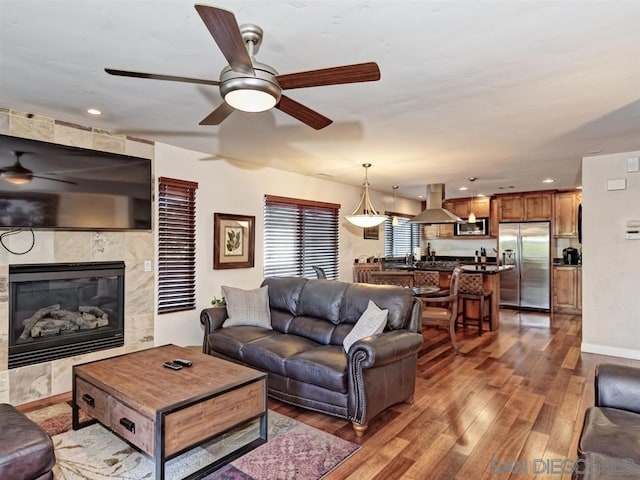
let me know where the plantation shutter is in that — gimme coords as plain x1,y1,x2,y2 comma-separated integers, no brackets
157,177,197,314
384,212,420,257
264,195,340,280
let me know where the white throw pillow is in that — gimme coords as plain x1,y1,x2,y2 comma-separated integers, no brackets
221,285,272,329
343,300,388,353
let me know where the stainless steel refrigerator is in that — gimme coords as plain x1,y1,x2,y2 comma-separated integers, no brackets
498,222,550,310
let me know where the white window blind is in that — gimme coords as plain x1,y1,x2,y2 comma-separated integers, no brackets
264,195,340,280
384,212,420,257
157,177,197,314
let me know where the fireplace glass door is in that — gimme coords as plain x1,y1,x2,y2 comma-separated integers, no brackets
8,261,125,368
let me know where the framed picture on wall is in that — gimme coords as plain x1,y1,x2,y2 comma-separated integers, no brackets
363,226,379,240
213,213,255,269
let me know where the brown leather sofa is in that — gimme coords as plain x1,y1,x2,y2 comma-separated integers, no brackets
0,403,55,480
575,363,640,479
200,277,423,436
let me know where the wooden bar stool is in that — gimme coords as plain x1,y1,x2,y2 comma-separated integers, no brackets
413,270,440,288
352,263,381,283
457,273,492,336
368,271,414,288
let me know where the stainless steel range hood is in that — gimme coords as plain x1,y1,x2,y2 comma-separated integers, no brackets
409,184,463,224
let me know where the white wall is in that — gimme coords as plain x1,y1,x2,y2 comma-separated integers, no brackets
582,150,640,359
153,142,421,346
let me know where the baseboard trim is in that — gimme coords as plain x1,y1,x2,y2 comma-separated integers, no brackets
581,343,640,360
16,391,72,413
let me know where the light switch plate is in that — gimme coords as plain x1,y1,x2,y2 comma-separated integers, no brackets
144,260,152,272
628,156,640,173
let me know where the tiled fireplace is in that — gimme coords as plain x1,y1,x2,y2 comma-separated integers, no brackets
8,262,125,369
0,106,155,405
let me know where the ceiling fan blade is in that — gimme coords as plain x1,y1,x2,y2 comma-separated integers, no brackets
194,5,254,76
275,62,380,90
32,175,77,185
199,103,235,125
276,95,332,130
105,68,219,86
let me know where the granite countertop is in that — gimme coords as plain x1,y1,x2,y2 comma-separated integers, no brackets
384,262,514,274
459,264,514,274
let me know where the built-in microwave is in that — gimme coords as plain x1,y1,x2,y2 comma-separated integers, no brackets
454,217,489,236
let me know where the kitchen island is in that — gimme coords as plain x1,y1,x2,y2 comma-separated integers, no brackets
459,264,514,331
381,261,514,331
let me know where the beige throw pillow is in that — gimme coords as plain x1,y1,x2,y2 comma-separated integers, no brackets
343,300,388,353
221,285,272,329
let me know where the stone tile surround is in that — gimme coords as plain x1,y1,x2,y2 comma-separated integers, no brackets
0,107,155,404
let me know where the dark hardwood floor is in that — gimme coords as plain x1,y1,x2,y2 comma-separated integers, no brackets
269,309,640,480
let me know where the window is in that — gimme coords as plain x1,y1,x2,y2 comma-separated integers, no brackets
384,212,420,257
264,195,340,279
157,177,198,314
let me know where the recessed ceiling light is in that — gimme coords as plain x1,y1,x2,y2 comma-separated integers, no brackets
87,108,102,116
418,195,424,198
587,150,601,155
458,186,468,191
542,178,555,184
576,185,583,190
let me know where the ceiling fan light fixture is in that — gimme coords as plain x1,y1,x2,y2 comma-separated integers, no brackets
224,88,277,112
220,63,282,113
345,163,387,228
2,172,32,185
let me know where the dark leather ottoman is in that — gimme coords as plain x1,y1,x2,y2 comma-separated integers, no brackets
0,403,55,480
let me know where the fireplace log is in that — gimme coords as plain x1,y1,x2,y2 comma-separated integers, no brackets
79,305,108,319
31,319,80,337
20,304,61,340
79,312,109,329
48,310,83,322
28,309,110,337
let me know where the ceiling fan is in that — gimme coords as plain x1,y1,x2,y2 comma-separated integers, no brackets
105,4,381,130
1,151,76,185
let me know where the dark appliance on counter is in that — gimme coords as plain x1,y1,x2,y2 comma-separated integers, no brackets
563,247,580,265
454,217,488,236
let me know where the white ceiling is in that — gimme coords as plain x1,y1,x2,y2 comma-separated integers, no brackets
2,1,639,199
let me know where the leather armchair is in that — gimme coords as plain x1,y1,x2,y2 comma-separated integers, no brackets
0,403,55,480
575,363,640,479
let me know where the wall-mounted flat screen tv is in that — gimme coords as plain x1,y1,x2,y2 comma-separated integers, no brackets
0,134,152,230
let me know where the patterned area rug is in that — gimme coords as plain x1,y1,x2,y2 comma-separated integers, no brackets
27,403,358,480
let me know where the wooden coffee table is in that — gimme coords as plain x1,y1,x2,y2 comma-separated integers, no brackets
72,344,267,480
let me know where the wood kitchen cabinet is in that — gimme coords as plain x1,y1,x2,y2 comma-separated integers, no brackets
495,192,552,222
471,196,491,218
490,197,499,237
496,195,524,222
554,190,582,237
443,199,470,219
553,266,582,314
524,192,552,220
423,223,454,239
444,197,490,219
